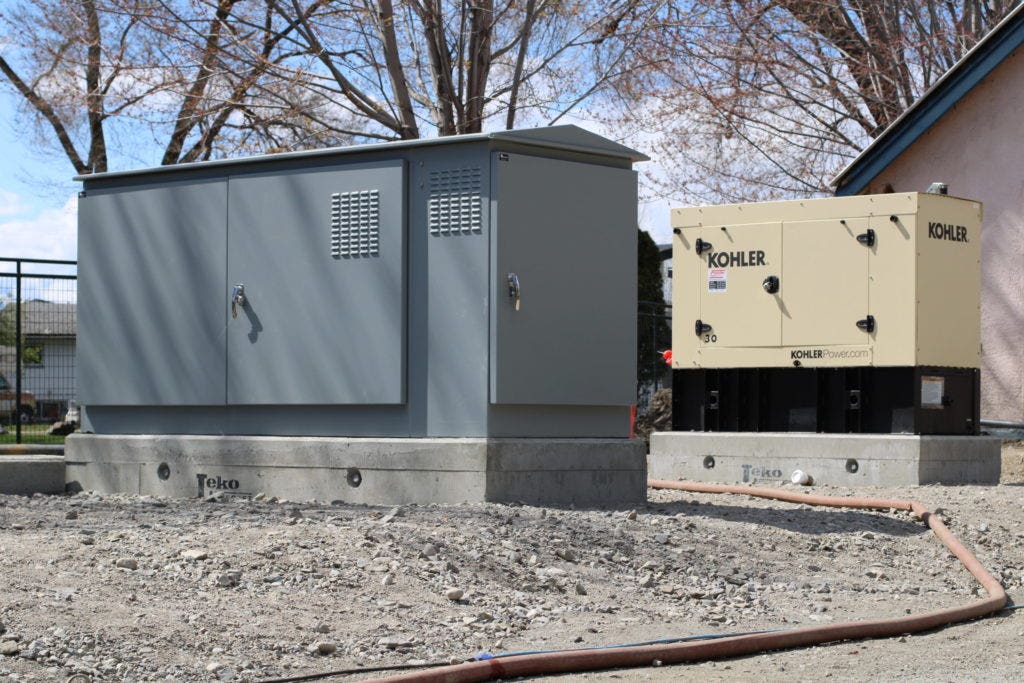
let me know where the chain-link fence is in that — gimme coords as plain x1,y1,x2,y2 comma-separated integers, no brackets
0,257,77,444
637,300,671,414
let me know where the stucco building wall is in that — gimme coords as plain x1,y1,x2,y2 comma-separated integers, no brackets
858,47,1024,422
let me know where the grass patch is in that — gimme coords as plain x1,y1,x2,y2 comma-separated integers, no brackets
0,422,67,445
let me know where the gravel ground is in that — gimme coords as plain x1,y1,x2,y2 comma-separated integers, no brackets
1,456,1023,682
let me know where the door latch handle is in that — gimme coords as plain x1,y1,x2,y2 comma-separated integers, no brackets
231,284,246,319
695,238,713,255
856,229,876,247
695,319,712,336
856,315,875,333
507,273,521,311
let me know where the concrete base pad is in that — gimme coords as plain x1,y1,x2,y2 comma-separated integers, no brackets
65,435,647,506
649,432,1001,486
0,455,67,495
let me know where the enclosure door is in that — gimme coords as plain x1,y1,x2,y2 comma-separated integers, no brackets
696,223,782,348
226,161,406,405
78,180,228,405
781,218,870,347
489,153,637,405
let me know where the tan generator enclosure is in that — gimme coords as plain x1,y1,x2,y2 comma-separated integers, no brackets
670,192,982,435
672,192,981,368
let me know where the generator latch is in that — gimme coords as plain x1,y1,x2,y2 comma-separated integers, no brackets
855,315,876,333
762,275,780,294
695,238,713,255
695,319,712,336
856,229,876,247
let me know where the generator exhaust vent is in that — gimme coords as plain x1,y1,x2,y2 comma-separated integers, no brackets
331,190,380,258
428,167,482,236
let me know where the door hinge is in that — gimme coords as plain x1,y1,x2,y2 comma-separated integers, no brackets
855,315,875,333
856,229,876,247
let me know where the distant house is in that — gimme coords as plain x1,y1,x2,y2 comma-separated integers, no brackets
832,4,1024,421
0,301,76,420
658,243,672,304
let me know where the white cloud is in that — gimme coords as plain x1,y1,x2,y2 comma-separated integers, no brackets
0,191,78,264
0,188,31,217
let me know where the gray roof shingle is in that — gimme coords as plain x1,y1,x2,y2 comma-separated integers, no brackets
0,301,77,336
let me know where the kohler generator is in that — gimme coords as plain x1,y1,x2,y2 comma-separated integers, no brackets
671,192,982,435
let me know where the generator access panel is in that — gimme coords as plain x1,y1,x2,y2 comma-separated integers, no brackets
671,192,982,435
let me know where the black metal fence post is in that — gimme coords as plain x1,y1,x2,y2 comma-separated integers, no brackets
14,260,21,444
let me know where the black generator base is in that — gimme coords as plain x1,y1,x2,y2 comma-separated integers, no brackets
672,367,980,435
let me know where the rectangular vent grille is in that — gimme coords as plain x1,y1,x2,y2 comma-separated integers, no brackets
428,167,482,236
331,190,380,258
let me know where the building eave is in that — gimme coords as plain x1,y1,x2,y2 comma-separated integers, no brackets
832,2,1024,196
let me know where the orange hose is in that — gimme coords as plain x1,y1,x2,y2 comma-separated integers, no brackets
366,480,1006,683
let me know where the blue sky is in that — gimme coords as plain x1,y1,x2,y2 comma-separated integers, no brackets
0,92,80,264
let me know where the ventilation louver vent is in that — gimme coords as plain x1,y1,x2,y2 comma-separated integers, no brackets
428,167,482,236
331,190,380,258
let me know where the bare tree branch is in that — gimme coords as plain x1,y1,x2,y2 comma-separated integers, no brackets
0,55,89,174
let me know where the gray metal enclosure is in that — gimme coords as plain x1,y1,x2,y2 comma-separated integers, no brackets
77,126,645,438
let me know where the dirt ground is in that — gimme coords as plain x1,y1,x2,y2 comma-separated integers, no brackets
1,447,1023,682
1000,441,1024,481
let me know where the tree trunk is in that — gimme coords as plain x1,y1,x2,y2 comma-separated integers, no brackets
83,0,108,173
